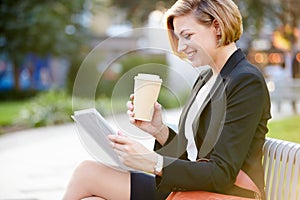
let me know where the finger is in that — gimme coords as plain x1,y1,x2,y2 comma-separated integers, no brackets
130,94,134,101
127,109,134,117
126,101,134,111
128,116,135,124
117,130,127,137
108,134,118,143
154,102,162,110
153,102,162,118
109,141,114,148
112,142,131,155
108,134,130,144
113,147,126,158
112,142,123,151
109,140,122,151
129,117,136,124
127,110,136,124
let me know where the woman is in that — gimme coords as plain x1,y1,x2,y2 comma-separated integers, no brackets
63,0,271,199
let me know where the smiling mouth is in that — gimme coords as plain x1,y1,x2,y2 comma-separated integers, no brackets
187,51,196,59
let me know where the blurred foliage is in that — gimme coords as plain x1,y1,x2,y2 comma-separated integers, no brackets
0,0,91,90
261,0,300,51
234,0,265,36
236,0,300,51
16,90,74,127
14,90,125,128
96,53,167,98
109,0,175,26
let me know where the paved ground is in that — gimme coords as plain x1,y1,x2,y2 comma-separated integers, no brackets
0,101,299,200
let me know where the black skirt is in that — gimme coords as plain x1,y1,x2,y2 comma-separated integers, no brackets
130,172,170,200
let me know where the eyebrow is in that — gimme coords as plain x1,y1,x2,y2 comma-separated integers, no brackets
175,29,190,37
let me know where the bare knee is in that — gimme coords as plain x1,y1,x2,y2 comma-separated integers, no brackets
66,161,105,195
65,160,130,200
73,160,106,181
76,160,100,172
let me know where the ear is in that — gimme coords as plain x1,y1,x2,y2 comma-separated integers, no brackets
213,19,221,36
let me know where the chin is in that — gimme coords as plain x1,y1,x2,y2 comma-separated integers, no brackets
190,60,203,68
194,65,208,69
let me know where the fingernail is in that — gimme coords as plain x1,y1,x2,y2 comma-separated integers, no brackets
107,134,115,139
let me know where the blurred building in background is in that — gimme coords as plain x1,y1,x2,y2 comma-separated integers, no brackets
0,54,70,91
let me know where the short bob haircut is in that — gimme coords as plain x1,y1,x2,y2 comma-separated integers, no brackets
165,0,243,58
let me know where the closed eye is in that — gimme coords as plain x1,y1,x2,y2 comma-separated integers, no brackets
183,33,193,40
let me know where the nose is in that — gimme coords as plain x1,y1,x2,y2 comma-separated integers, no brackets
177,39,187,53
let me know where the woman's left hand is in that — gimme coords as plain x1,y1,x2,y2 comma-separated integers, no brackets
108,131,158,173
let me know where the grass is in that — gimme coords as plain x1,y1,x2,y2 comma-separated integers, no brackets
267,115,300,144
0,101,26,126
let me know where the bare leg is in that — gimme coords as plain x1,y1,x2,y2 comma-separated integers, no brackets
63,160,130,200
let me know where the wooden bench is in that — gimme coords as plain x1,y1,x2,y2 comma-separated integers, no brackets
166,123,300,199
263,137,300,200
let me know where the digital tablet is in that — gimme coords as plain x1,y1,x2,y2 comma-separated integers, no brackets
72,108,133,171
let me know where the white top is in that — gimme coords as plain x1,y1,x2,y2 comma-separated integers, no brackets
185,73,217,161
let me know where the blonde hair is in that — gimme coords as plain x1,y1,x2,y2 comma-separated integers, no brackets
165,0,243,57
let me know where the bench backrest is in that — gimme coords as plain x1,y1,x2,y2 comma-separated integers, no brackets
263,137,300,200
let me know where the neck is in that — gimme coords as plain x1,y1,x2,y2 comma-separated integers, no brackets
210,43,237,74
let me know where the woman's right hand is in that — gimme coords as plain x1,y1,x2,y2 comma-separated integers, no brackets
126,94,167,138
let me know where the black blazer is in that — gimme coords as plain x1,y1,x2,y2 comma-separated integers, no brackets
154,49,271,199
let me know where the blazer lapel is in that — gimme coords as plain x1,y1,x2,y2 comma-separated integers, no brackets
192,75,227,157
192,74,224,134
176,69,213,157
178,69,213,132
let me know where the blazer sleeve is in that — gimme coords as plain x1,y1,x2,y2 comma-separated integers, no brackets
154,126,179,158
155,67,270,193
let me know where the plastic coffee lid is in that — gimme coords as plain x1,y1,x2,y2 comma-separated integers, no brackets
134,73,162,82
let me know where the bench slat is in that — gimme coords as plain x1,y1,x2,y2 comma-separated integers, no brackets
263,138,300,200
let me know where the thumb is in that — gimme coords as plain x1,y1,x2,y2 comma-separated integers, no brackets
153,102,162,117
117,130,127,137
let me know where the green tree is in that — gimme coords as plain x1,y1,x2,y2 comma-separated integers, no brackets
0,0,90,91
234,0,265,36
109,0,175,26
264,0,300,52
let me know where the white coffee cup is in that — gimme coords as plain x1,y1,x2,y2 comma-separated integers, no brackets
133,73,162,121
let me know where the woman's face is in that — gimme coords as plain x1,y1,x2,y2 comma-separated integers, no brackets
173,13,218,67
